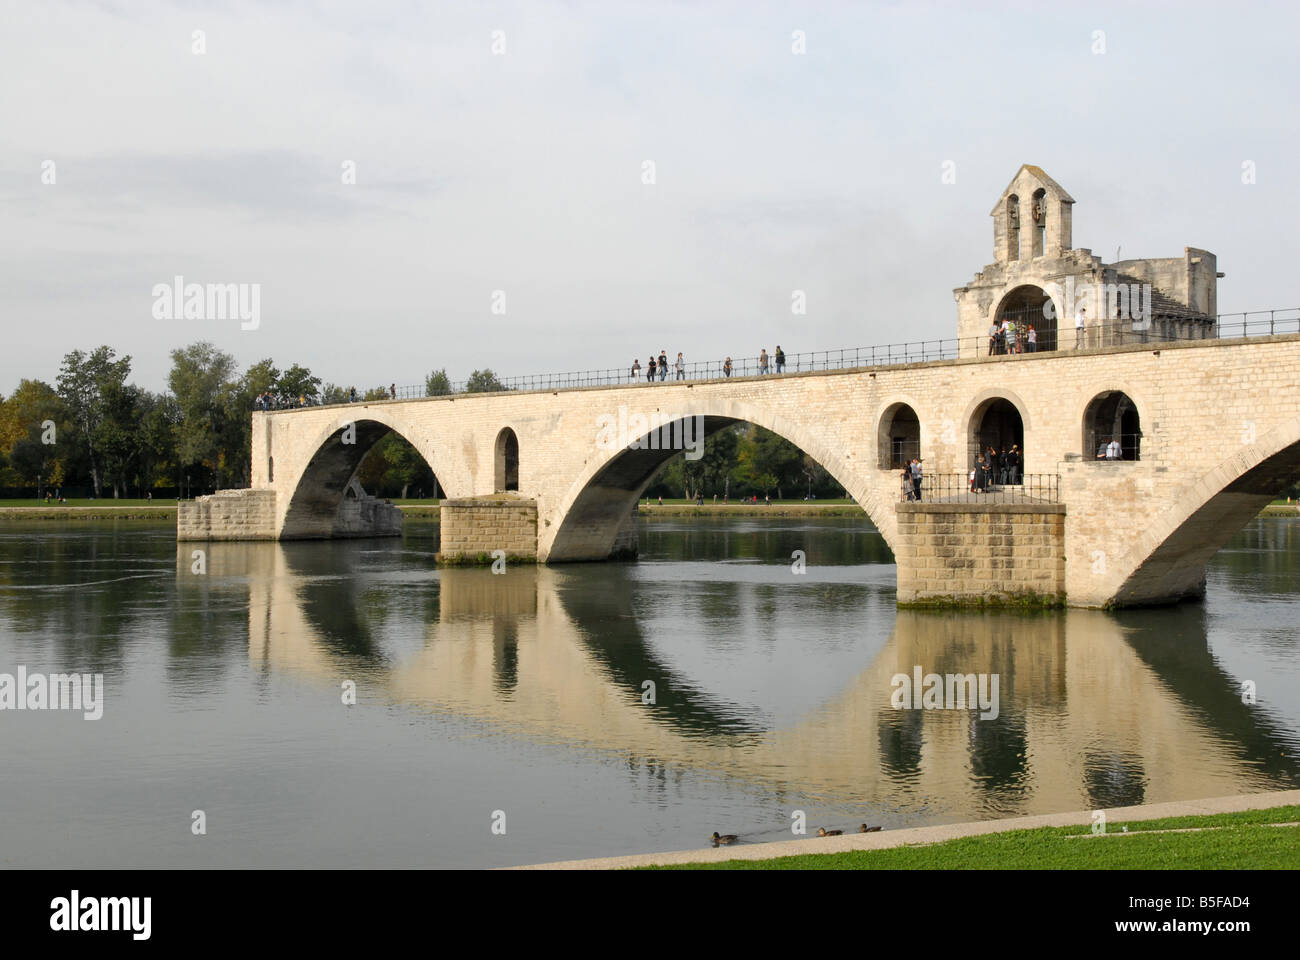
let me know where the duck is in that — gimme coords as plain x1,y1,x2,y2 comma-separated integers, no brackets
710,832,739,845
859,824,882,833
817,827,843,837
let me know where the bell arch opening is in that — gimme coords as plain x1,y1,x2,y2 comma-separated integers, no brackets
1084,391,1142,461
994,284,1056,353
878,403,921,469
495,428,519,492
969,397,1025,481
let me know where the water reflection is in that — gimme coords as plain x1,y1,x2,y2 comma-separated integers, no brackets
181,531,1300,826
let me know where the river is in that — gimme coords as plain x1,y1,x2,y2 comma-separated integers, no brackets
0,516,1297,868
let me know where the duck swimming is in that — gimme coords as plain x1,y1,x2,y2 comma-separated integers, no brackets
710,832,738,845
817,827,842,837
859,824,882,833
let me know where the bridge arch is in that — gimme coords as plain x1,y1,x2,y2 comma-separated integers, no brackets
1105,412,1300,607
542,397,892,562
277,408,455,539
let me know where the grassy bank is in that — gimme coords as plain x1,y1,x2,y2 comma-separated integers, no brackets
648,804,1300,870
0,498,178,520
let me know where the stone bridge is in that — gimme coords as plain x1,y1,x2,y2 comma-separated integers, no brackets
178,333,1300,608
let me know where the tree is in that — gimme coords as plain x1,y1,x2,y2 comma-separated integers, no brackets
277,364,321,406
425,369,453,396
168,342,238,490
320,383,349,405
465,369,505,393
56,346,132,497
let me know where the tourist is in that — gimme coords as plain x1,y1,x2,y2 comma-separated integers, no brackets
1075,306,1087,349
390,383,396,400
1106,437,1122,460
657,495,663,506
723,357,732,378
675,352,685,380
759,349,770,374
349,386,357,403
775,345,786,373
1005,318,1017,354
1008,445,1021,485
1096,440,1108,459
1026,324,1037,353
658,350,668,381
631,358,641,380
910,458,923,501
988,320,999,356
969,466,977,493
996,322,1007,355
298,394,306,408
974,455,988,492
647,356,656,382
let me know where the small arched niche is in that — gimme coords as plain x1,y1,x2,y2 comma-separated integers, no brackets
878,402,921,469
495,427,519,492
1084,392,1141,461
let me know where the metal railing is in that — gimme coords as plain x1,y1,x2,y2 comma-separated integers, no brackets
900,473,1060,504
273,307,1300,408
1084,433,1143,461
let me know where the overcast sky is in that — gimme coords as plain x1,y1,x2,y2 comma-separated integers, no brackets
2,0,1297,395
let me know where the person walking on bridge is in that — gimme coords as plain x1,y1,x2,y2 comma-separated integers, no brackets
759,349,770,374
675,352,685,380
646,356,656,382
775,345,786,373
658,350,668,381
910,458,923,501
723,357,732,378
631,358,641,381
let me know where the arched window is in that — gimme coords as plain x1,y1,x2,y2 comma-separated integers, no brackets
1084,392,1141,461
878,402,921,469
994,285,1056,353
969,398,1025,483
495,427,519,492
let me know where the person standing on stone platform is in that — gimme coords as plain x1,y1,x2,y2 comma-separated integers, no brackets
988,320,999,356
658,350,668,381
1026,324,1037,353
759,348,770,374
631,358,641,381
675,352,685,380
723,357,733,378
775,345,786,373
647,356,656,382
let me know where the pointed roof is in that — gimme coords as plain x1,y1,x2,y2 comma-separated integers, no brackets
989,165,1075,215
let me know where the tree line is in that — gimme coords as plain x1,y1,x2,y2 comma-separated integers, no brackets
0,344,504,499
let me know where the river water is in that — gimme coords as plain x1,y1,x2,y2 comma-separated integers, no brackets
0,516,1297,868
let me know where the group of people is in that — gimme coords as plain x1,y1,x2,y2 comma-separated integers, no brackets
969,444,1022,492
631,346,787,382
254,392,309,411
1096,438,1123,460
987,319,1038,355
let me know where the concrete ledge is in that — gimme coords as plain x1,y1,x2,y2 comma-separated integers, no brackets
506,789,1300,870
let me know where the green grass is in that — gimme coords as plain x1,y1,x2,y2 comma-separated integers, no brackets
646,805,1300,870
0,498,176,508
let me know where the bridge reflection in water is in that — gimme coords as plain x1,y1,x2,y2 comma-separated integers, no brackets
194,537,1298,826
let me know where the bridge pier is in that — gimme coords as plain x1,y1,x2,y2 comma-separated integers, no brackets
895,502,1067,607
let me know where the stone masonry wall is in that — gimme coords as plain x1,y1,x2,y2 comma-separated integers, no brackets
895,503,1066,605
438,496,538,562
178,489,277,541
